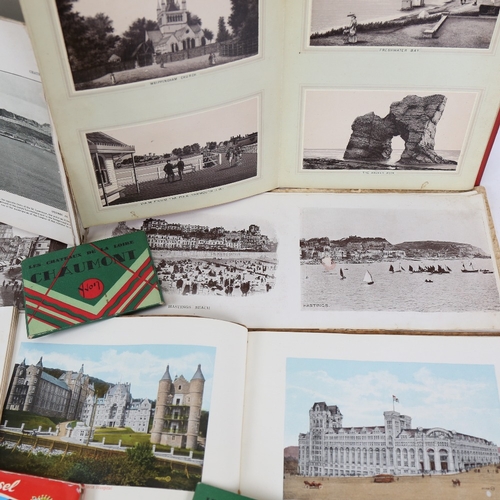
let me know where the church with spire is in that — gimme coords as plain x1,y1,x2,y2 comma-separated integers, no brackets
146,0,207,55
5,358,95,421
151,364,205,450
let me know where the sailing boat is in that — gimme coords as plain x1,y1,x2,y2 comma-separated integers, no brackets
461,261,478,273
363,270,374,285
340,268,346,280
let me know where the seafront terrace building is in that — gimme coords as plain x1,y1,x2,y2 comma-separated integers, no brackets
298,402,499,477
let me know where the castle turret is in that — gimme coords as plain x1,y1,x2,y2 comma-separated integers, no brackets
5,360,27,409
151,365,172,444
186,364,204,449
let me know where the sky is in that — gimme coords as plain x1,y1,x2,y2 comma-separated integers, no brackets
73,0,232,37
303,90,476,152
100,97,258,156
301,206,490,251
109,199,277,241
284,358,500,447
0,71,50,125
13,342,216,410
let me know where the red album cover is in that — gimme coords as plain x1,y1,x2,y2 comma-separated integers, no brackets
475,108,500,186
0,470,82,500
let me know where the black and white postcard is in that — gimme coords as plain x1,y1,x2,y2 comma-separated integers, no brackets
54,0,259,91
0,223,66,308
86,97,259,208
302,89,476,172
309,0,499,49
88,190,500,332
300,205,499,313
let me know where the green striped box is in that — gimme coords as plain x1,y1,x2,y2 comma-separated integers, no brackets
22,231,164,338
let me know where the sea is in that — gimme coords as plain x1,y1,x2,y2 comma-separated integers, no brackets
301,259,500,312
304,148,460,168
310,0,447,33
0,134,66,211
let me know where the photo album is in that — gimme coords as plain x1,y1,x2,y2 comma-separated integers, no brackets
1,313,500,500
1,2,500,500
10,0,500,229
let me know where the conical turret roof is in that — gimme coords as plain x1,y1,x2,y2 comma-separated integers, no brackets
191,364,204,381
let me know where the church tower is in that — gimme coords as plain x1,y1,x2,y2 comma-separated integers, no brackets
158,0,188,36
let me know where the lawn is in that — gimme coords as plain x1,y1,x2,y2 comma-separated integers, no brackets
1,410,61,430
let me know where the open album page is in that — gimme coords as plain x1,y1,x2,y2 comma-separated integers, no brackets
278,0,500,191
87,189,500,332
240,331,500,499
0,19,80,245
19,0,283,227
0,314,248,500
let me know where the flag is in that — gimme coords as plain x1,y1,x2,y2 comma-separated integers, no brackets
392,395,399,402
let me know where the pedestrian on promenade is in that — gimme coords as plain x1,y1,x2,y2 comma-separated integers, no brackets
226,147,234,166
177,157,185,181
164,161,175,182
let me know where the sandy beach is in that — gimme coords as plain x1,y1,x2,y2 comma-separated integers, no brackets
284,467,500,500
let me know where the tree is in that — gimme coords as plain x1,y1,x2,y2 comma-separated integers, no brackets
126,442,156,470
204,28,214,42
172,147,183,156
55,0,119,71
199,411,209,438
55,0,89,69
216,17,231,42
117,17,158,61
228,0,258,40
190,143,200,154
186,11,202,27
182,144,193,155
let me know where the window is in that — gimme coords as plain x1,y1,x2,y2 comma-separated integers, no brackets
93,155,110,185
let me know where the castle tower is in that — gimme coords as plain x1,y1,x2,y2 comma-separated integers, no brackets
5,359,27,409
151,365,172,444
23,357,44,412
186,364,205,450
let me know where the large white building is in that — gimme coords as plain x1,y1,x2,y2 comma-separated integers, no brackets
82,382,152,433
146,0,207,55
298,402,499,477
